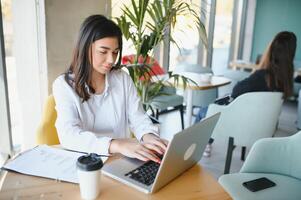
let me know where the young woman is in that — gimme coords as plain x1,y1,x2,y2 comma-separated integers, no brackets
196,31,297,156
231,31,296,99
53,15,167,163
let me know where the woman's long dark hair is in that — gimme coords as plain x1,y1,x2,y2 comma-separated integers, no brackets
259,31,297,99
65,15,123,101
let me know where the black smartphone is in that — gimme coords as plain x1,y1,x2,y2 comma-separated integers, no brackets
242,177,276,192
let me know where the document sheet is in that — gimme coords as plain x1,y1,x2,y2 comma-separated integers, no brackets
3,145,108,183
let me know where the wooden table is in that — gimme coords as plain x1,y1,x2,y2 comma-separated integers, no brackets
229,60,258,72
0,160,231,200
171,72,231,127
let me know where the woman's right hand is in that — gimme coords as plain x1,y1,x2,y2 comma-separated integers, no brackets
109,138,161,163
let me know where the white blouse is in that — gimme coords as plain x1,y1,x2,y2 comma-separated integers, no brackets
88,74,114,134
52,70,159,155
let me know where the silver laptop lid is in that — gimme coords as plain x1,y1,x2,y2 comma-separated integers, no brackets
101,113,220,194
151,113,220,193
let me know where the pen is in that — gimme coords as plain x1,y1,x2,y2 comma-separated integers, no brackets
63,148,112,157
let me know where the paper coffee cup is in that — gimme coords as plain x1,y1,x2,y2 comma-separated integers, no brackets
77,153,103,200
200,73,213,82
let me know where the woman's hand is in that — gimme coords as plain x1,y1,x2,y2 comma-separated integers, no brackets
109,138,162,163
141,133,169,156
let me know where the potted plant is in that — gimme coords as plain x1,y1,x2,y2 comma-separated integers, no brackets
114,0,207,111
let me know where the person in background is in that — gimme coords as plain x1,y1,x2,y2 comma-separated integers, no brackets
196,31,297,157
53,15,168,163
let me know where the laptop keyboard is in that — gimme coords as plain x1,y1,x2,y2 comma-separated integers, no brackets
125,160,161,186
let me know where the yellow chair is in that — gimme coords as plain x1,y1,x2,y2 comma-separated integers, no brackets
36,95,60,145
36,95,156,144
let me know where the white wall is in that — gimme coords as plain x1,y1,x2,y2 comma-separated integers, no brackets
45,0,110,91
12,0,46,150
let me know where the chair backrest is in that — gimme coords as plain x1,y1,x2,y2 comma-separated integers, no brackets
218,69,250,97
241,131,301,180
207,92,283,147
36,95,60,145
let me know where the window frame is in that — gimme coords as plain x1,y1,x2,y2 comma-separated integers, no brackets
0,2,13,161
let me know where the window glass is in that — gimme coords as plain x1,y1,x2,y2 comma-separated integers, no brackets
1,0,22,151
169,0,201,71
111,0,136,56
211,0,234,75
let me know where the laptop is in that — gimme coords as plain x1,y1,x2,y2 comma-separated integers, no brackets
102,113,220,194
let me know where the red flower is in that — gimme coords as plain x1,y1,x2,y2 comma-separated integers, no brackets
122,54,165,77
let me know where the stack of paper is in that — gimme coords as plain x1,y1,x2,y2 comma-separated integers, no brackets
3,145,108,183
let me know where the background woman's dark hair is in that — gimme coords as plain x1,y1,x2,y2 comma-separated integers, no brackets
65,15,123,101
259,31,297,99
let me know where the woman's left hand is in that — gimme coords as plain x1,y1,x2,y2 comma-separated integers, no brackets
142,133,169,155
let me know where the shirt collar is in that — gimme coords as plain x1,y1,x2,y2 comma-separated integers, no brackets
103,73,110,97
85,73,110,97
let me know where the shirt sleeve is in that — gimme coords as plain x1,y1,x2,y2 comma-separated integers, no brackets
124,73,159,141
52,77,112,155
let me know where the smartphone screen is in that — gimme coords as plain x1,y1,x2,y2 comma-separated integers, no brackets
243,177,276,192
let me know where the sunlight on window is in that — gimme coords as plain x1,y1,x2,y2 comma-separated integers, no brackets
212,0,234,75
1,0,22,150
111,0,137,56
169,0,201,70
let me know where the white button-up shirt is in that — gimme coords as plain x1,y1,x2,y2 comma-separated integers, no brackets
89,75,114,134
52,70,159,155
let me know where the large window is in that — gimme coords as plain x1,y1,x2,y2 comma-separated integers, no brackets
111,0,243,75
112,0,204,71
111,0,137,56
1,0,22,150
169,0,201,71
211,0,234,75
0,0,14,166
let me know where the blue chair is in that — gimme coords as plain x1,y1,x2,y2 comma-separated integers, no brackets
294,83,301,98
123,57,185,130
150,86,184,130
218,131,301,200
206,92,283,174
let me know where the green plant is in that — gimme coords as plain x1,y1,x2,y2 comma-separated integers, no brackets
116,0,207,60
114,0,207,109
